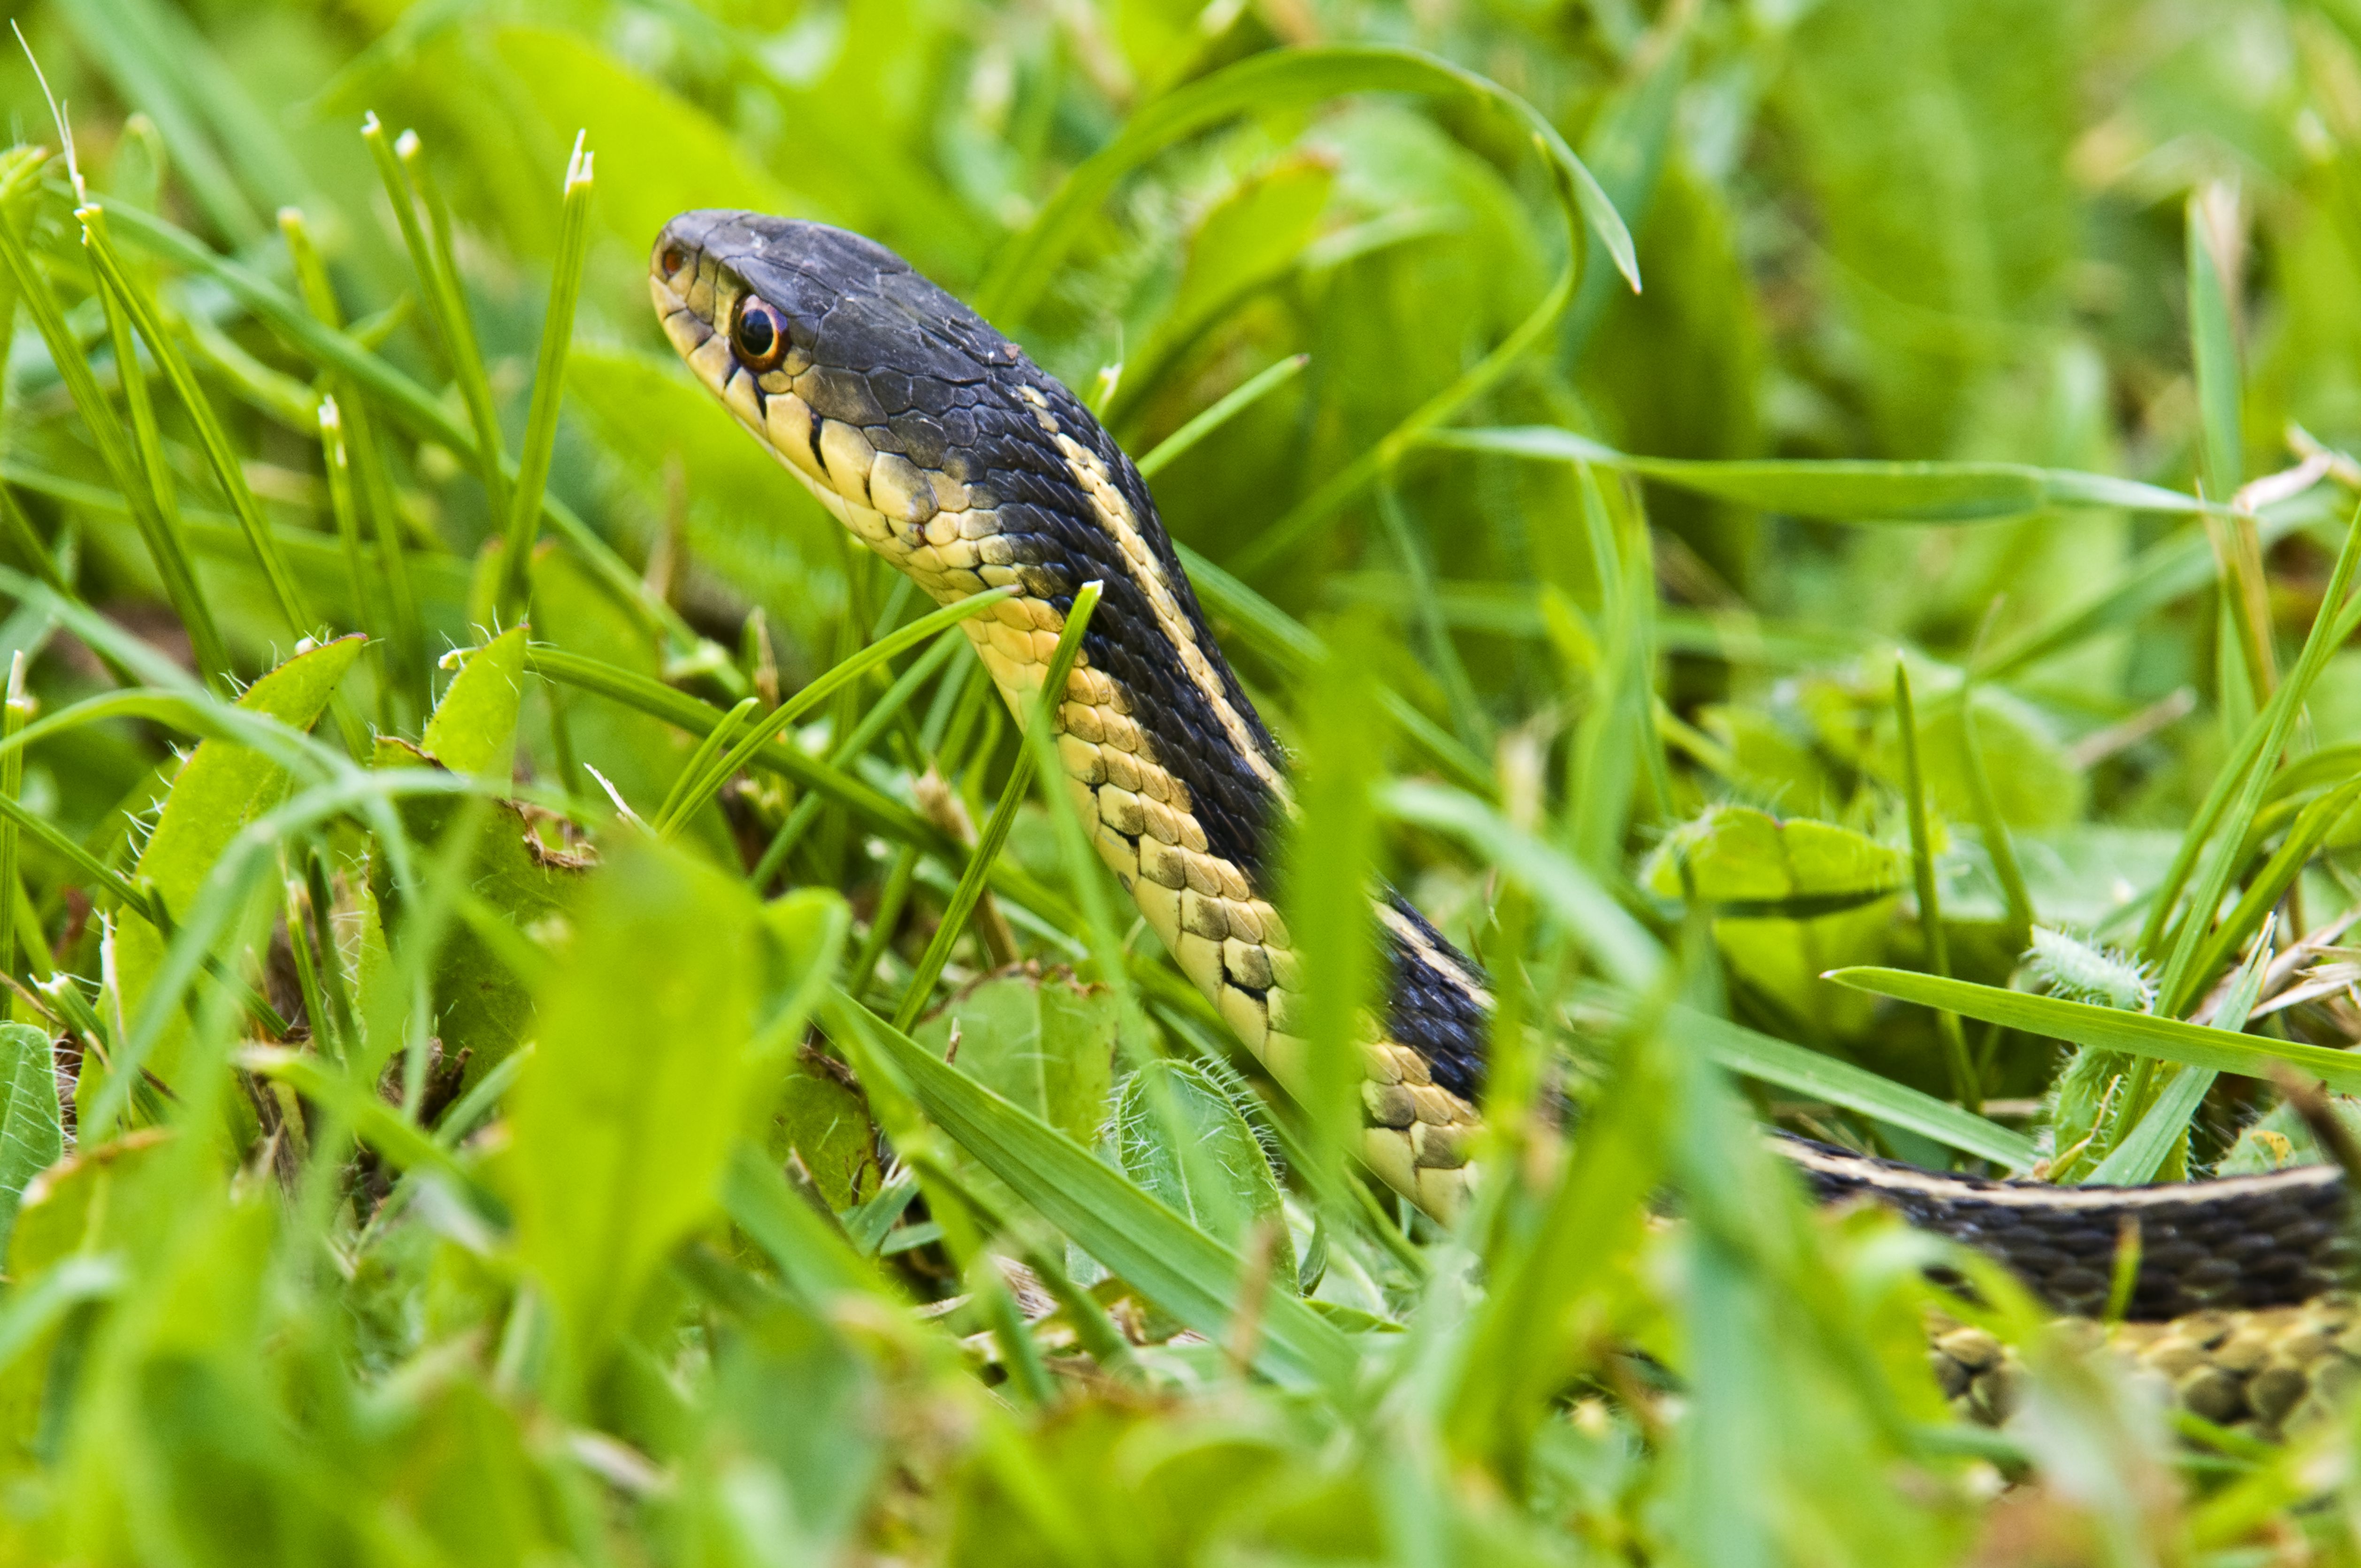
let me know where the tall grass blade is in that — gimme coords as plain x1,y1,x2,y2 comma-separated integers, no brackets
1828,966,2361,1095
824,994,1359,1395
0,168,226,683
2087,922,2273,1186
78,205,314,638
502,133,593,620
1893,663,1977,1109
1134,354,1306,478
890,582,1101,1030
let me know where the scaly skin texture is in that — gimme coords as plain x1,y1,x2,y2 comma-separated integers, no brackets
649,212,2361,1396
650,209,1487,1214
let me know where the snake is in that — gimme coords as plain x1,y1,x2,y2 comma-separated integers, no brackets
649,208,2361,1431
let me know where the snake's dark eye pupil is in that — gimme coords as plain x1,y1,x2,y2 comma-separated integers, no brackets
734,300,785,370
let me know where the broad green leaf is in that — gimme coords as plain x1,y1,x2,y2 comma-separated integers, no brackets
1867,681,2084,831
1827,966,2361,1095
1427,426,2209,523
823,995,1358,1394
773,1057,882,1212
107,637,362,1086
1112,154,1335,419
421,626,527,780
1112,1060,1293,1287
915,970,1118,1145
1639,1002,2034,1168
0,1025,62,1259
1777,0,2073,451
489,26,807,257
8,1130,176,1281
507,838,765,1380
1642,805,1904,1030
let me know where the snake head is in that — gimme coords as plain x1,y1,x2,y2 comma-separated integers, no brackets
650,209,1033,579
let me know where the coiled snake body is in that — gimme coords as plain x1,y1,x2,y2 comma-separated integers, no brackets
652,208,2361,1425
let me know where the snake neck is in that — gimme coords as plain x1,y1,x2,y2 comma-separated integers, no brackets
941,368,1499,1114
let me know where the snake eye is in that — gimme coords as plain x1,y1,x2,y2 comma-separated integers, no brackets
732,297,789,372
659,245,685,277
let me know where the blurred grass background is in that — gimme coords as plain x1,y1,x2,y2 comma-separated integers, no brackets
6,0,2361,1560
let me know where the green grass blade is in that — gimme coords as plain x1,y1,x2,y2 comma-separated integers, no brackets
2085,928,2271,1186
2176,777,2361,1010
1380,779,1663,985
93,192,691,651
824,994,1360,1395
316,400,376,647
0,177,227,682
1428,425,2215,523
283,203,428,722
1229,251,1576,578
1976,506,2317,681
79,205,314,637
976,44,1633,323
1956,689,2034,939
1893,663,1976,1109
502,134,593,619
2152,506,2361,1010
890,582,1101,1031
1284,611,1388,1173
0,658,23,986
2188,186,2271,718
1827,966,2361,1096
1134,354,1306,478
1648,1001,2035,1167
361,117,510,524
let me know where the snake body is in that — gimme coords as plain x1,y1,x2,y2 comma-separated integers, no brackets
649,209,2361,1406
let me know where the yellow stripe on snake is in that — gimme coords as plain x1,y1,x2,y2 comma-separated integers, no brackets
649,209,2361,1436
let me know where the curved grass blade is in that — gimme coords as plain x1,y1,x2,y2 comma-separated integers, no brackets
1428,425,2214,524
1134,353,1306,479
502,133,594,619
78,206,313,637
976,44,1634,323
92,194,690,649
1656,1002,2034,1168
1827,966,2361,1097
890,581,1101,1031
823,994,1359,1395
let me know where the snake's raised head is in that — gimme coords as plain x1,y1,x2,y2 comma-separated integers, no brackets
649,208,1044,597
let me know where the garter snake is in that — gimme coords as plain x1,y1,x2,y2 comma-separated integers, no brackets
651,209,2361,1432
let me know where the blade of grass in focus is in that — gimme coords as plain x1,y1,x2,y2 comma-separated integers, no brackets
890,581,1101,1031
500,132,593,620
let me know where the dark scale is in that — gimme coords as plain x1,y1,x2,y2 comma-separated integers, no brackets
1791,1140,2356,1319
1381,893,1489,1101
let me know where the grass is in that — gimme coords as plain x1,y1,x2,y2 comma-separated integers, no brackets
5,0,2361,1562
